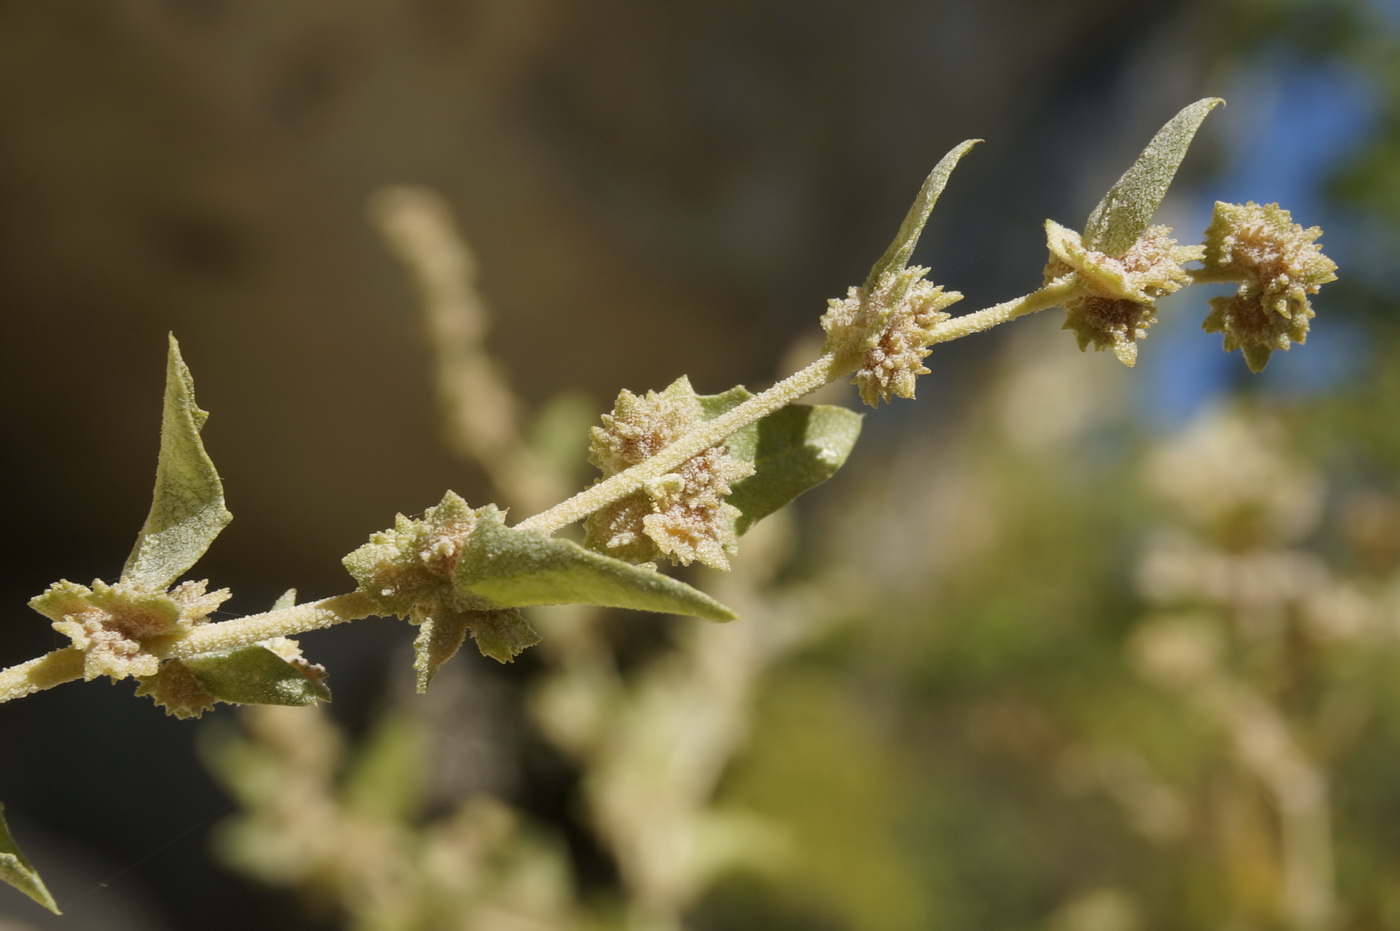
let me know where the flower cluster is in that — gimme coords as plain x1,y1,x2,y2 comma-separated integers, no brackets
342,491,539,671
1045,221,1199,367
584,378,753,570
1201,202,1338,373
29,578,229,681
821,267,962,406
342,490,481,621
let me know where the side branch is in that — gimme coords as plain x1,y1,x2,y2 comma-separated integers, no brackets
0,592,382,704
514,353,849,536
1186,267,1243,287
514,280,1081,539
168,591,382,657
926,278,1080,345
0,648,85,704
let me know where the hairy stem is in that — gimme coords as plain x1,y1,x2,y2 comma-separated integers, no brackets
0,648,85,704
371,186,564,514
516,279,1079,537
1200,677,1335,930
1186,268,1242,287
0,281,1082,702
515,353,851,536
167,591,381,657
925,277,1080,344
0,592,380,704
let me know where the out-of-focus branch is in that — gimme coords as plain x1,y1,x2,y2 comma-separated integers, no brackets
1206,677,1334,931
1135,617,1336,931
369,186,564,514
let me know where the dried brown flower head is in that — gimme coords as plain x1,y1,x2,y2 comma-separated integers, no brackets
1201,201,1338,372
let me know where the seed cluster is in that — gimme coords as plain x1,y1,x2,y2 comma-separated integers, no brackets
1201,202,1338,373
820,267,962,406
1046,222,1198,367
584,379,753,570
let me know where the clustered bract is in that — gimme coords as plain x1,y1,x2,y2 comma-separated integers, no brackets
30,578,230,681
1045,221,1200,367
1201,201,1338,373
584,378,754,570
342,490,482,620
342,490,539,673
821,267,962,406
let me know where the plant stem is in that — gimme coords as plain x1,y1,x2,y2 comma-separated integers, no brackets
1186,268,1241,287
925,277,1080,344
166,591,380,657
515,353,851,536
516,278,1079,537
0,648,85,704
0,591,380,704
0,280,1081,703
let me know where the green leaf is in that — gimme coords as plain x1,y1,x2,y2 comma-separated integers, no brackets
864,139,980,290
695,384,862,535
122,335,233,590
469,608,541,663
1083,98,1224,256
727,404,863,534
182,645,330,707
411,607,539,689
455,507,736,621
695,384,754,421
0,802,60,914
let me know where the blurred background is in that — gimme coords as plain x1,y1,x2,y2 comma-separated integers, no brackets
2,0,1399,928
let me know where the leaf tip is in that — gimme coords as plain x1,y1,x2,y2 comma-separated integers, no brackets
863,138,980,289
0,803,61,915
1083,97,1227,256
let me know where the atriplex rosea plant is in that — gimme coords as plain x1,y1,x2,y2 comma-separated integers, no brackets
0,99,1337,913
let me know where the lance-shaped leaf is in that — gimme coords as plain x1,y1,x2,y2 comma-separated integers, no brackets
181,645,330,707
864,139,980,290
455,507,735,621
0,803,59,914
1083,98,1224,257
122,335,232,590
695,386,863,536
